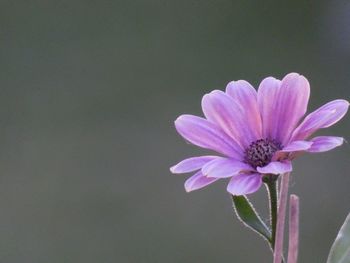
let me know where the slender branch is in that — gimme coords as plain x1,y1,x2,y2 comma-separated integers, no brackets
273,172,290,263
287,194,300,263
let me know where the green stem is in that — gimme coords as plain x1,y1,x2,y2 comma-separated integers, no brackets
264,174,285,263
266,178,278,248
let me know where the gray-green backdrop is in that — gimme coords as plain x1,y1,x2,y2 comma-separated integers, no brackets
0,0,349,262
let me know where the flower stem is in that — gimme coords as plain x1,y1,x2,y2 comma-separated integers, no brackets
273,172,290,263
265,176,278,248
287,194,300,263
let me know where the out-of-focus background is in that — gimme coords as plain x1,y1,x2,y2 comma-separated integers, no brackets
0,0,349,262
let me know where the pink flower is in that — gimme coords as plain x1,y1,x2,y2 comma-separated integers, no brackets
170,73,349,195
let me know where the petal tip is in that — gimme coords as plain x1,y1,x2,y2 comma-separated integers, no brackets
174,115,185,126
169,165,176,173
184,186,192,193
284,72,301,78
184,179,193,192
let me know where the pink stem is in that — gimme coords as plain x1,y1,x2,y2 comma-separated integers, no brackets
287,195,300,263
273,172,290,263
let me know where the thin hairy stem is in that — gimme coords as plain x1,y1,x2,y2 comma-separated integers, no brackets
273,172,290,263
287,194,300,263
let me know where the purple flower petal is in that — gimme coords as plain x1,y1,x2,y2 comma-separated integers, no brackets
184,171,219,192
291,99,349,141
308,136,344,153
257,161,293,174
225,80,262,140
273,140,313,161
227,173,262,196
279,140,313,152
258,73,310,145
201,90,257,148
202,157,253,178
170,156,218,174
175,114,243,159
257,76,281,140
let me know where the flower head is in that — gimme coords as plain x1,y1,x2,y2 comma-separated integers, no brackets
170,73,349,195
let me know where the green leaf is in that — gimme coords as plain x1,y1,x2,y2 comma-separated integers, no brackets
231,195,271,243
327,213,350,263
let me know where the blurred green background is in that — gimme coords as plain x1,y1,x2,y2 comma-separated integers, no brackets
0,0,349,262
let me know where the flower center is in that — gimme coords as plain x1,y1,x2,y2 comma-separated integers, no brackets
244,138,282,168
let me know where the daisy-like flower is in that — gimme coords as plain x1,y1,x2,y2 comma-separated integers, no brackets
170,73,349,195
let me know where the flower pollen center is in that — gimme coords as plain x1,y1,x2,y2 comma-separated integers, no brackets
244,138,282,168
